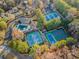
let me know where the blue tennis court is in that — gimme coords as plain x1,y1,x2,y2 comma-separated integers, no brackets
45,12,60,21
45,28,68,44
44,4,60,21
25,31,43,47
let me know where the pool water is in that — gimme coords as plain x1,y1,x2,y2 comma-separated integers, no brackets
25,31,43,47
16,24,31,31
17,24,27,30
45,28,68,44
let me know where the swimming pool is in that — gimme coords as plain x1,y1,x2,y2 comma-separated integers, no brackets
25,31,43,47
45,28,68,44
16,24,31,31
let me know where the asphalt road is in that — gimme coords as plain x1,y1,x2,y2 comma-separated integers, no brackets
4,50,33,59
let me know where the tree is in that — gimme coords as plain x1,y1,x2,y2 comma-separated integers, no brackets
0,21,7,30
7,14,15,21
0,30,5,40
66,37,77,45
28,0,33,6
35,9,45,30
16,41,29,53
54,40,67,48
12,28,24,40
0,36,4,45
8,39,29,54
37,18,43,30
5,0,16,7
0,17,8,22
29,44,40,56
55,0,78,18
64,0,79,9
68,19,79,39
0,8,4,13
40,44,49,53
67,8,78,18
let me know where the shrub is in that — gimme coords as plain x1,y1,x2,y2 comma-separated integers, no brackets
66,37,77,45
54,40,67,48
